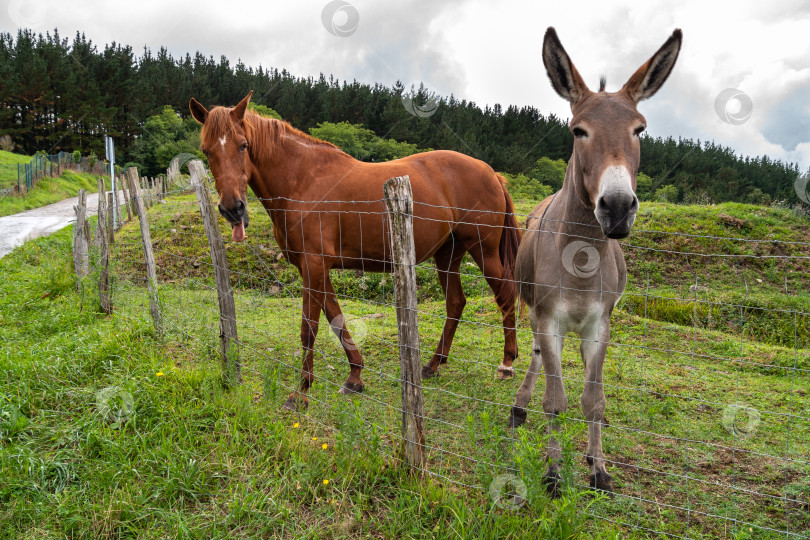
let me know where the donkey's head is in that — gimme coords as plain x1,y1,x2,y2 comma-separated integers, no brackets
189,92,254,242
543,27,681,239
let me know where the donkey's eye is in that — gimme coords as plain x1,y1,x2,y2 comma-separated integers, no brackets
633,125,646,137
572,127,588,138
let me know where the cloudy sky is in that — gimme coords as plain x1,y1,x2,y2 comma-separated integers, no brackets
3,0,810,168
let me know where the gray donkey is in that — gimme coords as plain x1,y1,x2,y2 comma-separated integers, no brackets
508,27,682,495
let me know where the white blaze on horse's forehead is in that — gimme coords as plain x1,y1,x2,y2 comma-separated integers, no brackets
218,135,227,149
597,165,633,199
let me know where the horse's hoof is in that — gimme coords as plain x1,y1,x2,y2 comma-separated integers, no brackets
589,470,614,494
282,396,308,412
421,365,438,378
507,406,527,427
339,381,364,395
544,470,562,498
497,365,515,380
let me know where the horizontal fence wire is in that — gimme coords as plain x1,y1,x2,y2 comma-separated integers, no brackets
104,175,809,539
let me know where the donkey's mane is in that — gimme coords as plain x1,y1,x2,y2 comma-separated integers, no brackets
200,107,346,161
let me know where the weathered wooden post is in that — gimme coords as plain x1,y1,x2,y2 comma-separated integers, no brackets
188,160,241,385
383,175,426,473
96,179,111,314
72,189,90,291
126,167,162,334
120,175,132,222
106,192,115,243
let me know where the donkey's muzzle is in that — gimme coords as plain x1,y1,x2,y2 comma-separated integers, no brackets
595,192,638,239
218,199,248,228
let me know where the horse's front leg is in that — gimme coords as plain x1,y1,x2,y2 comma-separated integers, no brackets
283,272,323,411
580,315,613,492
509,310,568,496
322,278,365,395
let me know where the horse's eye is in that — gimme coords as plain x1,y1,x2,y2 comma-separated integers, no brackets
634,125,646,137
239,143,248,152
572,127,588,138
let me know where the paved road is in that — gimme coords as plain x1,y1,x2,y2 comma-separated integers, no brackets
0,191,126,258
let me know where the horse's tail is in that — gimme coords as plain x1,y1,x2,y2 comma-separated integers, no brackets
496,174,522,303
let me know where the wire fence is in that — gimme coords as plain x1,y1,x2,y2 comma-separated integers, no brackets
7,151,115,195
94,165,810,539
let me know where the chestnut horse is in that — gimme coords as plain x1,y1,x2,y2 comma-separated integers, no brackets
508,27,682,494
189,93,521,410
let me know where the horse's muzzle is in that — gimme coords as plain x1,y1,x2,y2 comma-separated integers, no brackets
218,199,249,228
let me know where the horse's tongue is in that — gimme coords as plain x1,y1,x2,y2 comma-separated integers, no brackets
232,220,246,243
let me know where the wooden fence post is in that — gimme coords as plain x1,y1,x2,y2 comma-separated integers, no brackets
107,192,115,243
188,160,241,385
72,189,90,291
120,175,132,222
96,179,112,314
126,167,162,334
383,175,426,474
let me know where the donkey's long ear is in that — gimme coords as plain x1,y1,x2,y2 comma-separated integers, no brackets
230,91,253,123
542,27,590,105
189,98,208,124
621,29,682,103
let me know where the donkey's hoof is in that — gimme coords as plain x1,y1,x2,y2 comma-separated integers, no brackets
589,470,614,494
421,365,438,378
507,406,527,428
544,470,562,498
496,364,515,380
338,381,364,395
282,396,308,412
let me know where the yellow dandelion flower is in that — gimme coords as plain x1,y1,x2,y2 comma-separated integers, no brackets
156,372,164,377
312,437,317,441
293,422,299,428
323,479,329,485
322,443,328,450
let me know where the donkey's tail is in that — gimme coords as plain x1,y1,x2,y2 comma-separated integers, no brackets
496,174,522,302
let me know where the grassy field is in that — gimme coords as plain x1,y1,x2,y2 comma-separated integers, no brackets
1,191,808,538
0,150,31,189
0,150,110,217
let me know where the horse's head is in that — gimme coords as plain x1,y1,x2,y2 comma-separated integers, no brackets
543,27,682,239
189,91,254,242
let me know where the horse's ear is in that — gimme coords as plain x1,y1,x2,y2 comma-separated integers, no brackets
542,27,590,105
230,91,253,123
189,98,208,124
621,29,682,103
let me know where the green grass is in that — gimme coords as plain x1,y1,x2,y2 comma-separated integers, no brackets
1,193,808,538
0,169,111,217
0,150,31,189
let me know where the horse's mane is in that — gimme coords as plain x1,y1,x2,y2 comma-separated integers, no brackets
200,107,347,161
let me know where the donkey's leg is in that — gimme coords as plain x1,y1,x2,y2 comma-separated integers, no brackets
422,240,466,378
283,269,325,411
466,249,518,379
580,316,613,492
510,311,568,496
321,277,365,394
